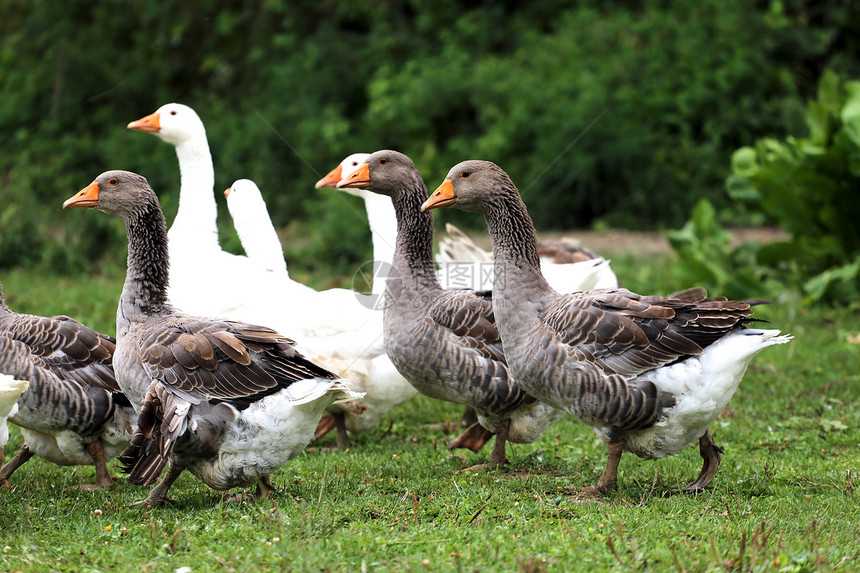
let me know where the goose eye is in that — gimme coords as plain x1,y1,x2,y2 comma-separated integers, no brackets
379,158,388,165
170,110,177,116
108,178,118,185
461,171,471,178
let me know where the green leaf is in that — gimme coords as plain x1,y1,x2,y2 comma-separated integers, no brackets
731,146,759,177
802,257,860,303
839,81,860,148
816,69,843,114
806,102,833,147
725,174,760,202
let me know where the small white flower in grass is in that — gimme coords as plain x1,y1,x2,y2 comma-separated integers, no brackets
93,509,102,515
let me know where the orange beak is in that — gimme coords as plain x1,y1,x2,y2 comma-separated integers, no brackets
127,111,161,133
336,163,370,189
314,164,343,189
421,179,456,211
224,187,232,198
63,181,100,209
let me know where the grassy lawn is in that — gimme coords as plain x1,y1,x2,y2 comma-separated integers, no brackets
0,248,858,572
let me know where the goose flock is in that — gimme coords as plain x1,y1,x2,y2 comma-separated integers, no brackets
0,103,790,504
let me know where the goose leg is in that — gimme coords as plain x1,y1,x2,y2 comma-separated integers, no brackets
449,422,494,453
132,463,184,506
0,444,34,487
313,414,337,440
487,419,510,467
582,439,624,494
684,430,724,493
460,406,478,428
256,476,275,499
74,439,114,490
314,412,351,449
459,420,510,473
333,411,351,450
226,475,276,503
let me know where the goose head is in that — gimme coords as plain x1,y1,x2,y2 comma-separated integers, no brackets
63,170,155,218
127,103,206,147
224,179,267,219
316,153,373,201
336,150,418,199
315,153,370,190
422,160,509,214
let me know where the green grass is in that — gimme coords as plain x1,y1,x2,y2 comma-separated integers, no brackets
1,253,858,572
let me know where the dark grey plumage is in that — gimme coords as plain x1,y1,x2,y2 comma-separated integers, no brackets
0,334,132,488
338,151,563,466
425,159,787,492
0,281,121,399
64,170,356,504
0,281,132,488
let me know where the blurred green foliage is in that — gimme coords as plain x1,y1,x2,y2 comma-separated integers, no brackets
665,199,766,300
669,70,860,306
1,1,858,280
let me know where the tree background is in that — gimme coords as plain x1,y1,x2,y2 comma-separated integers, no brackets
1,0,857,283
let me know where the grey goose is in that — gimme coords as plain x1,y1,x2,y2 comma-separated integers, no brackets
422,160,791,493
338,151,564,469
63,170,359,504
0,282,132,488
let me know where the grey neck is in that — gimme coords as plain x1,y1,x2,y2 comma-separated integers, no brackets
481,184,550,298
117,200,171,337
387,178,443,300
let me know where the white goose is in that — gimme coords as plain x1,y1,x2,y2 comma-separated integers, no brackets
224,179,288,277
128,105,416,448
316,153,395,296
222,178,415,447
126,103,286,320
436,223,619,292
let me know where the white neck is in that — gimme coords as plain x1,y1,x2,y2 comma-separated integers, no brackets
232,208,288,275
360,191,397,295
169,136,219,248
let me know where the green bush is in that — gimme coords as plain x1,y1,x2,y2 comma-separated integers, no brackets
665,199,769,300
729,70,860,305
1,1,858,278
670,70,860,306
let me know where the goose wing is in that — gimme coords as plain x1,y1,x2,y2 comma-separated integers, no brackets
0,312,120,394
542,287,759,378
139,318,339,407
427,289,506,364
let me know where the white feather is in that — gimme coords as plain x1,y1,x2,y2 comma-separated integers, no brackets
595,329,793,459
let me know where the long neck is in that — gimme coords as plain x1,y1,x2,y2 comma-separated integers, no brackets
169,136,218,246
482,183,550,296
389,178,440,293
119,199,171,335
361,192,397,295
233,206,287,275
